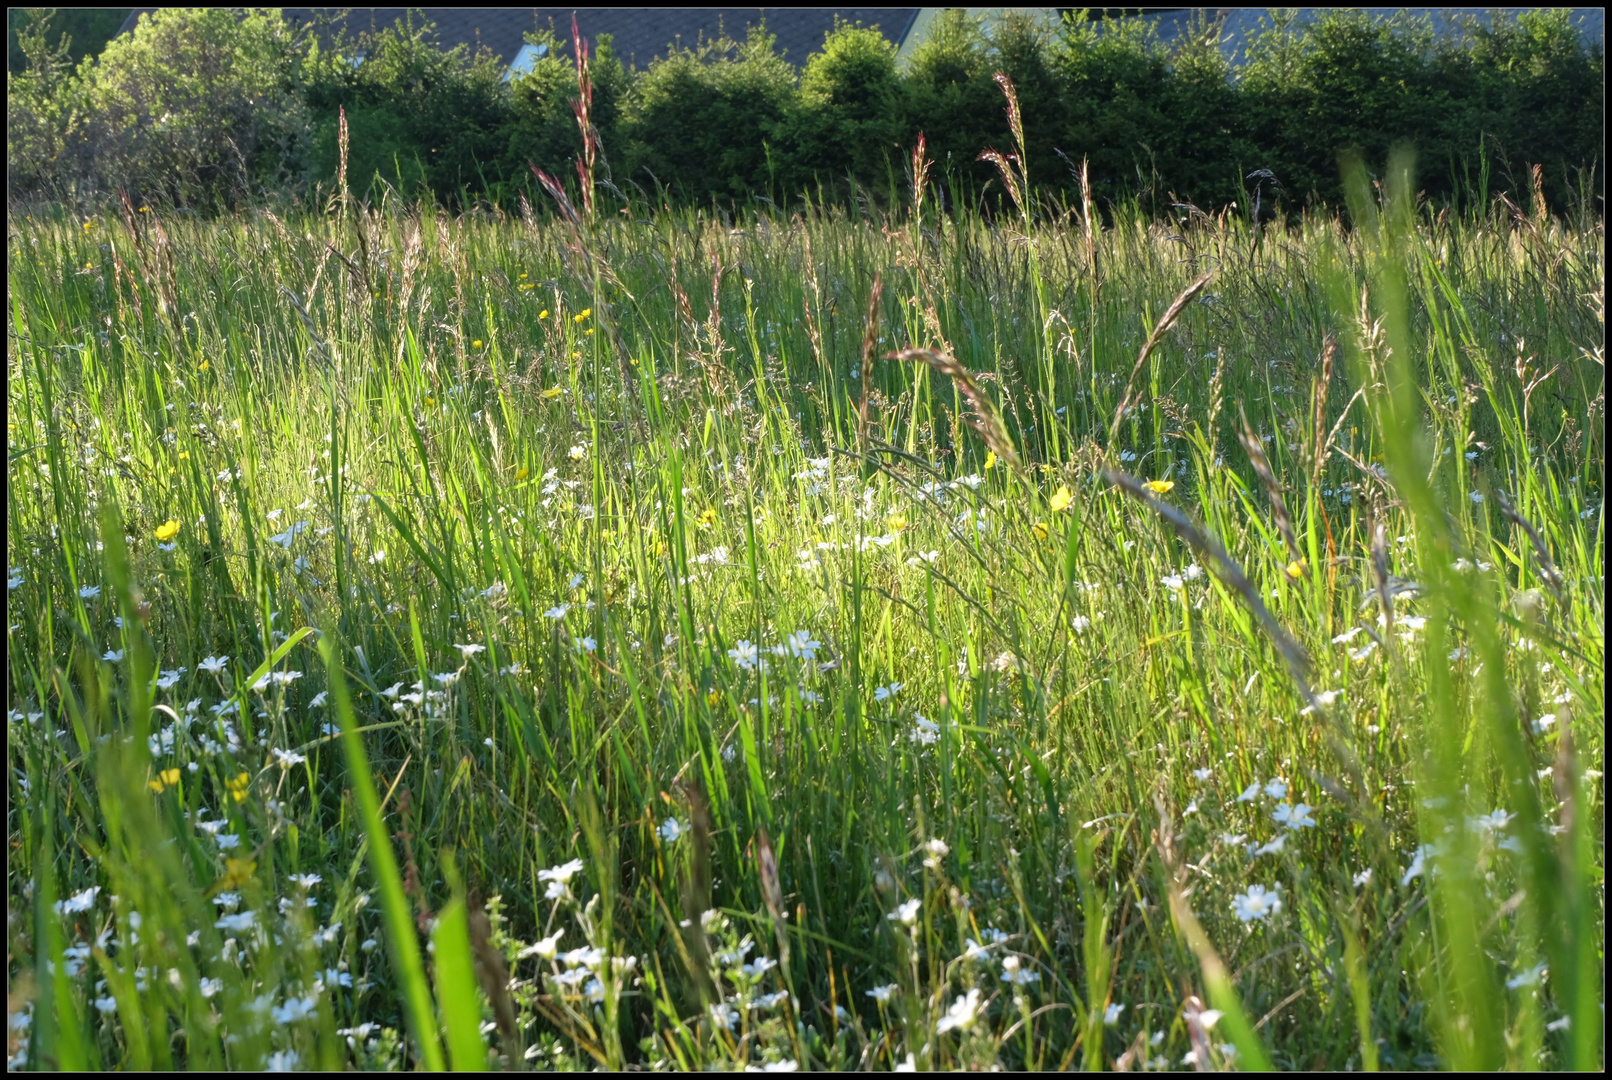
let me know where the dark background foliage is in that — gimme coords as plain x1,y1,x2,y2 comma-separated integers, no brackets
7,7,1604,217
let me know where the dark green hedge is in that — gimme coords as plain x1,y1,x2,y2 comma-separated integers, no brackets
8,8,1604,216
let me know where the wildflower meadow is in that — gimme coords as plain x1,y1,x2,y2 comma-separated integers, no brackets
5,102,1605,1070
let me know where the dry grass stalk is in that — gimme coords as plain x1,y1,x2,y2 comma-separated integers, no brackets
1494,489,1566,606
1106,271,1213,448
890,348,1024,477
1309,334,1337,492
857,274,883,446
1237,406,1304,568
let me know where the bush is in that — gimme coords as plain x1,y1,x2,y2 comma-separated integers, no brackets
6,7,1602,218
302,12,512,204
788,19,906,195
903,10,1003,198
498,26,631,206
619,26,797,206
10,8,305,208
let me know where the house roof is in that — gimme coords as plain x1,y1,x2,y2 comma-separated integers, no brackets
116,8,927,70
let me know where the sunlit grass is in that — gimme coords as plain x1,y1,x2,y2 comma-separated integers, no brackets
5,166,1602,1070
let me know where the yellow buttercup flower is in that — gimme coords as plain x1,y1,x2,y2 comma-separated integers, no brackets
539,309,551,319
472,339,483,349
542,387,563,399
515,466,530,481
149,766,183,792
1285,558,1308,580
707,689,721,707
887,511,908,532
1144,479,1175,495
226,771,251,803
697,508,717,528
574,308,592,323
1030,521,1049,542
1049,486,1073,513
198,359,210,371
154,520,181,541
985,451,997,471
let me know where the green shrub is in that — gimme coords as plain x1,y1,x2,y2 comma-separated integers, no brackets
619,26,797,206
788,19,906,195
903,10,1003,198
10,8,304,208
303,11,512,204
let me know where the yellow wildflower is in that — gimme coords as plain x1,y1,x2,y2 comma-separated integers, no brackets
574,308,592,323
539,309,550,319
887,511,908,532
1285,558,1308,580
985,451,997,471
1031,521,1049,542
1144,479,1175,495
542,387,563,399
198,359,210,371
1049,486,1073,513
515,466,530,481
707,689,721,707
154,520,181,541
697,508,717,528
472,339,483,349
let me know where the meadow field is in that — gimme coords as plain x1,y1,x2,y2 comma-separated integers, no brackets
5,153,1604,1070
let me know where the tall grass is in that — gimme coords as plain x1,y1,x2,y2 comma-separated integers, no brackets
5,153,1602,1070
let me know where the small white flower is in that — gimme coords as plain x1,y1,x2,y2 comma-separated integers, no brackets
102,649,125,662
888,898,921,926
873,682,904,702
455,643,486,659
214,910,256,932
310,691,329,708
1505,963,1546,989
53,886,101,915
1253,835,1286,856
271,748,307,768
574,636,597,653
1545,1015,1570,1032
568,444,586,461
1263,778,1288,800
728,640,759,670
867,983,899,1004
1104,1003,1125,1025
79,585,102,599
935,988,983,1033
1192,767,1212,781
659,818,685,843
1272,802,1316,830
539,858,585,885
289,873,321,889
999,954,1040,985
1352,869,1373,887
1469,491,1484,504
1401,845,1434,886
1236,783,1261,803
1160,574,1185,591
520,930,564,961
1232,884,1282,921
1332,627,1363,644
544,604,570,620
198,656,229,674
1071,614,1091,633
266,1049,300,1071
